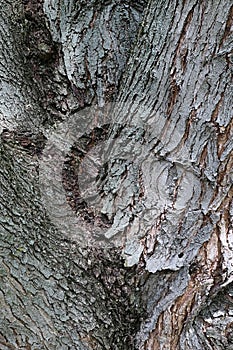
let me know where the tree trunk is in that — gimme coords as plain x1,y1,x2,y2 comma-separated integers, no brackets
0,0,232,349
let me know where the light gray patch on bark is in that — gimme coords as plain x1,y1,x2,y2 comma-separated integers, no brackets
0,1,47,131
89,0,232,274
44,0,144,106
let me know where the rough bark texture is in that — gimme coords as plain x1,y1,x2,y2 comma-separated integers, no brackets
0,0,232,349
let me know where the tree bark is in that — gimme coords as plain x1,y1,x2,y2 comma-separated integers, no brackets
0,0,232,349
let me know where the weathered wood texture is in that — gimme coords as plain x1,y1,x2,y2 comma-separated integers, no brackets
0,0,232,349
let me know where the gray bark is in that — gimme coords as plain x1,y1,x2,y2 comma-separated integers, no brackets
0,0,232,349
